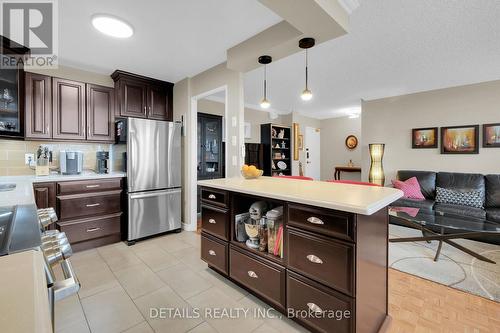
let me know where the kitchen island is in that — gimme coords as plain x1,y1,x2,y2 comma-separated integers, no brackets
198,177,403,333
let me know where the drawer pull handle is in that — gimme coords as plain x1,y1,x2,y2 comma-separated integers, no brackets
86,203,101,207
208,250,216,256
307,302,323,314
86,185,100,188
247,271,258,278
208,218,216,224
306,254,323,264
208,194,216,199
87,227,101,232
306,216,324,225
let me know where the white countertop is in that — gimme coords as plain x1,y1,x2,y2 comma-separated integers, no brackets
0,250,52,333
198,177,403,215
0,171,126,207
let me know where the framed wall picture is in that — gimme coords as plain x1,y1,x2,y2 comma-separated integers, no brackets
345,135,358,150
483,123,500,148
298,134,304,150
441,125,479,154
412,127,438,148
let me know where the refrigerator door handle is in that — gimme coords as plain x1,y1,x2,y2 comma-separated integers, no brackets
130,189,180,200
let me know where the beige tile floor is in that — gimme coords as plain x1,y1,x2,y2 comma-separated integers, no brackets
55,231,309,333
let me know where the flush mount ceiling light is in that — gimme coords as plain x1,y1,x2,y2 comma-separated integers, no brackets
258,55,272,109
299,37,315,101
92,15,134,38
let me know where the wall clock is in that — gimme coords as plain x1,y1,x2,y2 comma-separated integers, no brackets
345,135,358,150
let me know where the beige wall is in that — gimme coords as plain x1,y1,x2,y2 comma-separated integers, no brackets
26,65,114,87
197,99,285,143
320,116,361,181
361,80,500,183
173,63,245,230
0,139,110,176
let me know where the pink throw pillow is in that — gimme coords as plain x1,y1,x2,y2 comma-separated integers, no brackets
391,177,425,200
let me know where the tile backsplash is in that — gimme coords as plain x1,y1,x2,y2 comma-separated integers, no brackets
0,139,113,176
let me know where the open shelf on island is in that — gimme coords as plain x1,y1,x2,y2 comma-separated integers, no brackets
231,192,285,264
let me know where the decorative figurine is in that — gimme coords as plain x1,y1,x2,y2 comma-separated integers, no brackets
278,129,285,138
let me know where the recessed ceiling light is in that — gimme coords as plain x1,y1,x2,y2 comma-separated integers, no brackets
92,15,134,38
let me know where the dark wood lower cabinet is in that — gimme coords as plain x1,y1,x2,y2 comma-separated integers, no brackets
33,177,124,251
200,187,389,333
33,182,56,209
229,246,286,310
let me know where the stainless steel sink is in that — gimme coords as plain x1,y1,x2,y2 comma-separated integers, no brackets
0,183,16,192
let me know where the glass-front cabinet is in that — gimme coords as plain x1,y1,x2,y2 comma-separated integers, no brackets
197,113,224,180
0,37,29,138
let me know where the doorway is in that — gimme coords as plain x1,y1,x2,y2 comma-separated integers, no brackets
304,126,321,180
189,87,228,232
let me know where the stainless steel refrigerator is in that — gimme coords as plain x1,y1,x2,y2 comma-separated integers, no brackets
125,118,181,243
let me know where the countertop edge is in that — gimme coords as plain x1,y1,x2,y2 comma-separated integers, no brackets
198,179,404,215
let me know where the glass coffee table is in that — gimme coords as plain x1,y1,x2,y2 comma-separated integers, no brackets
388,206,500,263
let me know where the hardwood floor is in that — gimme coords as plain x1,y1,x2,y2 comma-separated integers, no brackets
388,269,499,333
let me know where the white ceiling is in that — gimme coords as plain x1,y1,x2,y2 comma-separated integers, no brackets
58,0,281,82
243,0,500,119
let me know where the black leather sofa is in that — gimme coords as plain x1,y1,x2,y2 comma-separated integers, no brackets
390,170,500,245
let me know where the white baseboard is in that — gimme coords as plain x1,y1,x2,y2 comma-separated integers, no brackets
182,222,197,232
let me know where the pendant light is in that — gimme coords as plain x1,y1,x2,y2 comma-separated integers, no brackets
258,55,272,109
299,37,315,101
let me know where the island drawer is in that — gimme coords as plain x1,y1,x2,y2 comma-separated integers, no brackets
201,188,228,207
201,233,228,275
287,271,353,333
286,227,354,296
57,213,121,243
201,205,228,240
229,246,285,310
57,190,122,220
57,178,122,195
287,203,354,242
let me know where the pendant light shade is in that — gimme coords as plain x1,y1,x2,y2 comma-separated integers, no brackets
258,55,272,109
299,38,315,101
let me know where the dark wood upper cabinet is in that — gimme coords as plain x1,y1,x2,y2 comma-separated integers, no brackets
86,84,115,142
119,78,147,118
0,36,29,139
52,78,86,140
25,72,52,139
147,84,171,120
112,70,173,121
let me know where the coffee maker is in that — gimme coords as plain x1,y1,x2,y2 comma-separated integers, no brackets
60,151,83,175
96,151,109,174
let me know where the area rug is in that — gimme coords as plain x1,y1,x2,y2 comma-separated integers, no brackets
389,224,500,302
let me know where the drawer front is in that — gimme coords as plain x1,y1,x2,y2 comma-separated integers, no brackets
57,178,122,195
287,227,354,296
201,188,227,207
229,247,285,309
57,213,121,244
201,233,228,275
288,203,354,241
58,191,121,220
287,272,353,333
201,205,228,240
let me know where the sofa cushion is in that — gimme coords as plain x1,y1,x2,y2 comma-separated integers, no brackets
397,170,436,200
435,187,484,209
434,203,486,219
485,175,500,208
436,172,485,198
486,208,500,222
392,177,425,200
391,198,435,211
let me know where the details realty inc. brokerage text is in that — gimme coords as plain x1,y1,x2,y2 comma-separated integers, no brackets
150,307,351,320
